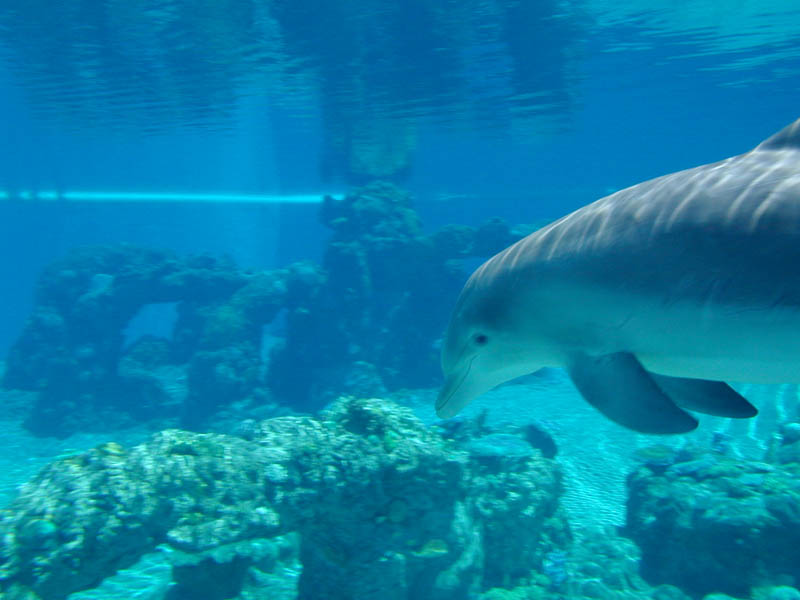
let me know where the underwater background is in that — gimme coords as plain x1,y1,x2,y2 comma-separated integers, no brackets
1,1,800,599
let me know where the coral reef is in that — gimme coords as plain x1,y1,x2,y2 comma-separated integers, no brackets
7,388,800,600
2,183,524,434
625,430,800,598
0,397,565,600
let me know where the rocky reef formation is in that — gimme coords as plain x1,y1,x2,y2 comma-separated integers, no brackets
6,394,800,600
625,427,800,598
2,183,525,436
0,397,566,600
270,182,522,408
2,245,286,436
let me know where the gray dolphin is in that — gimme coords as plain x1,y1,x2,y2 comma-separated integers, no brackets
438,118,800,433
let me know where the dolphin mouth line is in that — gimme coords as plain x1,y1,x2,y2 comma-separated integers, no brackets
437,356,475,414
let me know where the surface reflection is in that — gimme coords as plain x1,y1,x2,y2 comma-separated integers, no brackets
1,0,798,183
0,0,579,183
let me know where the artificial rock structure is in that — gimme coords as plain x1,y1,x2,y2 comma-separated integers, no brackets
2,183,524,436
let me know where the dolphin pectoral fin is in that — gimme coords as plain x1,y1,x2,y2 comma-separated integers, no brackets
649,374,758,418
565,352,699,434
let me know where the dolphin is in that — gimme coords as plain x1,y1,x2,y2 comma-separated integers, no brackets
437,118,800,433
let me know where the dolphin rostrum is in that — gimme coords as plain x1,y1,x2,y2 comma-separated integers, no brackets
437,119,800,433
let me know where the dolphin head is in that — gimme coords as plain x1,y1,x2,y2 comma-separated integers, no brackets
436,268,544,418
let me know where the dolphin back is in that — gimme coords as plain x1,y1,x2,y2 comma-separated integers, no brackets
487,118,800,309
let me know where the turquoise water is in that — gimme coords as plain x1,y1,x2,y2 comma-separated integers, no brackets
1,2,800,599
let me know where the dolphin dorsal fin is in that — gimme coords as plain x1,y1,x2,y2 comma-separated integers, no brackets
756,118,800,151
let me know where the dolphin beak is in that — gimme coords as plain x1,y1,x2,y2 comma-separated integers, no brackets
436,381,461,418
436,359,476,418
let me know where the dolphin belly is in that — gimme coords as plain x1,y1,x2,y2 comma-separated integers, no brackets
537,280,800,383
619,300,800,383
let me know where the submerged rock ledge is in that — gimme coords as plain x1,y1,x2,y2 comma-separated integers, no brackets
0,397,565,600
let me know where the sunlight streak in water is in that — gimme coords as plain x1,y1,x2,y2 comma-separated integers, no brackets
1,191,342,204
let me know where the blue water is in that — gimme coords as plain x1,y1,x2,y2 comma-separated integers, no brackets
1,2,800,599
1,2,798,353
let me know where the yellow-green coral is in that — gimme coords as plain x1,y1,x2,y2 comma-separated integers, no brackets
412,538,449,558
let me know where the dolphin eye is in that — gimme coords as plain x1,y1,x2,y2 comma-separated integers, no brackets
473,333,489,346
